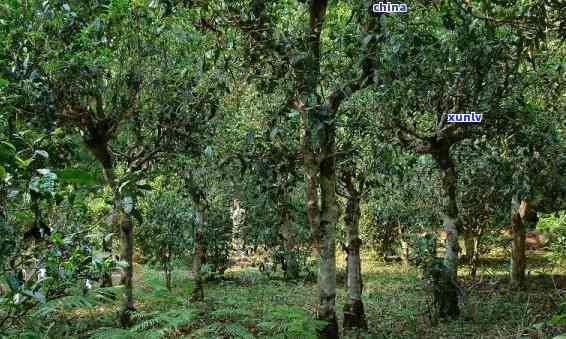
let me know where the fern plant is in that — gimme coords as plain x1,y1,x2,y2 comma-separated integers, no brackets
129,307,196,335
206,322,254,338
209,306,253,321
32,294,93,318
256,305,326,338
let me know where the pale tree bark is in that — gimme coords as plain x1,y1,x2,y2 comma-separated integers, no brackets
511,197,529,287
342,174,367,330
318,138,339,338
302,123,339,336
118,212,135,326
469,232,481,279
462,225,481,272
398,223,410,267
231,199,245,257
190,193,206,302
161,245,172,291
435,146,461,319
164,262,172,291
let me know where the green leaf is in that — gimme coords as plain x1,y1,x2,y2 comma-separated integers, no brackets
551,314,566,326
15,156,34,169
57,168,97,185
0,165,6,180
0,141,16,153
49,232,64,246
0,141,16,162
0,78,9,88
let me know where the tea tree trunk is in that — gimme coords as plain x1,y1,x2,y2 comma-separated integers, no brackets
342,188,367,330
119,213,135,326
398,223,409,267
463,231,475,264
511,197,528,287
304,123,321,259
165,265,172,291
86,142,136,324
300,0,339,336
318,138,339,338
435,147,460,319
280,189,299,280
511,222,526,286
163,247,172,291
87,143,115,288
191,198,206,302
469,234,481,279
101,236,113,287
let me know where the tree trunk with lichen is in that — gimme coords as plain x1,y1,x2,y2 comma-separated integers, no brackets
302,120,339,338
463,230,475,264
317,136,339,339
118,212,135,326
398,223,409,267
342,184,367,330
162,246,172,291
164,265,172,291
300,0,338,336
101,235,114,287
434,146,460,319
511,197,528,287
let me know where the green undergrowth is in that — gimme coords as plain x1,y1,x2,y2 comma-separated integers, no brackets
4,253,566,338
360,256,566,338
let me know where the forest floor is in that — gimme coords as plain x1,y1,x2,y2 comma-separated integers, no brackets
30,251,566,338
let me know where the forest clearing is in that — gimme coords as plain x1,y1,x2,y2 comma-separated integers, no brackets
1,0,565,338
